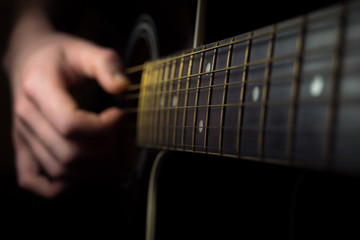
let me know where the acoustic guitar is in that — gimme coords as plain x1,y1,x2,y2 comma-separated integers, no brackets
110,0,360,239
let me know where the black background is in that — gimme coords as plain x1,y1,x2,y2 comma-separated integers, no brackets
1,0,359,239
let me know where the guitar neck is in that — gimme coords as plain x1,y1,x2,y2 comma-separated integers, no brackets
137,1,360,173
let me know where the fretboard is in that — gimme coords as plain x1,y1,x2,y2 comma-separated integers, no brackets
137,1,360,173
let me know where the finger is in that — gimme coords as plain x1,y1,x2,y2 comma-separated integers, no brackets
15,95,115,167
16,117,66,179
23,68,124,137
65,39,129,94
14,131,66,198
15,94,77,163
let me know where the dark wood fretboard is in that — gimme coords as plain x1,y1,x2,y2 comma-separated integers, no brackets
137,1,360,173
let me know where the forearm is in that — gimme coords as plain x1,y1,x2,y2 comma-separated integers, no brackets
4,3,53,76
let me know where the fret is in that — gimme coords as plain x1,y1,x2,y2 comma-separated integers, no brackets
147,67,155,145
184,48,203,150
175,53,191,148
236,32,253,155
206,38,233,153
241,30,271,157
191,46,206,151
135,0,360,174
293,6,341,167
141,66,149,145
194,44,217,152
161,61,174,147
173,58,186,149
181,51,194,149
158,62,170,146
286,16,306,161
258,25,276,158
334,1,360,171
149,65,160,146
143,65,154,145
137,65,149,146
172,56,185,148
218,37,234,154
222,33,249,155
167,58,182,148
153,63,165,146
264,21,300,159
324,2,346,167
165,60,177,148
203,42,218,152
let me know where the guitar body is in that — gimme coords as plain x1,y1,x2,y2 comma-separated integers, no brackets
2,0,359,239
121,1,360,239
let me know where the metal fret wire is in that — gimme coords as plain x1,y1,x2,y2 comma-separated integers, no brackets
148,65,156,145
286,16,306,161
204,43,219,152
158,62,170,146
192,46,206,151
143,65,151,145
136,11,339,73
258,25,276,158
137,66,147,145
137,43,349,96
144,66,152,145
149,66,159,145
136,50,360,112
219,37,235,154
236,32,252,155
181,52,195,149
124,40,360,104
172,57,185,147
137,1,358,166
165,60,176,148
153,63,164,146
324,2,346,167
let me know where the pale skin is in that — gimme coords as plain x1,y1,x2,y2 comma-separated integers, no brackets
4,7,129,198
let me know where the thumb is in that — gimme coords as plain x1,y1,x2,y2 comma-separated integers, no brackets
65,39,129,94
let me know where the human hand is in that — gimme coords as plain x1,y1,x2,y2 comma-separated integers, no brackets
5,16,129,198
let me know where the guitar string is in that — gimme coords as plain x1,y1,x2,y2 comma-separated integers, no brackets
120,96,360,115
119,6,359,119
125,41,339,85
120,57,353,105
123,38,359,99
122,2,358,99
120,59,358,114
120,3,358,166
124,11,339,72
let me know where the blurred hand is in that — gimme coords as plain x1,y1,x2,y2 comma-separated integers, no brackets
5,17,129,198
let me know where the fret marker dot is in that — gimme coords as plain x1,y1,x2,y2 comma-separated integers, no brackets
199,120,204,133
172,95,178,107
252,86,260,102
205,62,211,72
310,75,324,97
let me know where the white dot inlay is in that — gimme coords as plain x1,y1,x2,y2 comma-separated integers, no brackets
310,75,324,97
205,62,211,73
172,95,178,107
252,86,260,102
199,120,204,133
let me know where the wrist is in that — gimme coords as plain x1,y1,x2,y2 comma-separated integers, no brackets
3,7,54,75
